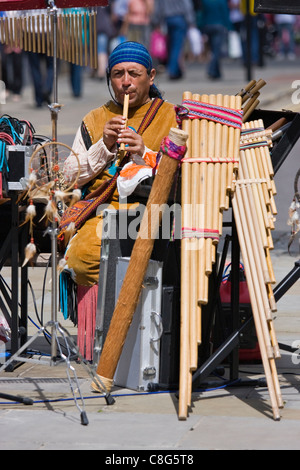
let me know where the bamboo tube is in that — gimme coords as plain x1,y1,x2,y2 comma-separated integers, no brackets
197,95,208,304
36,15,41,54
4,16,9,48
78,13,83,67
13,17,18,48
0,17,4,44
205,94,215,275
28,15,32,52
119,94,129,154
46,13,50,56
41,14,45,54
242,92,259,115
74,13,79,65
189,93,201,369
9,16,13,48
219,95,229,211
71,13,75,64
94,127,188,393
180,91,193,418
89,12,93,69
23,17,27,51
84,12,88,67
225,96,237,203
67,14,71,63
237,79,256,103
212,94,222,247
93,10,98,69
32,16,36,53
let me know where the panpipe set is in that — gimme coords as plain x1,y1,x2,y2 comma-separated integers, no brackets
0,9,98,69
232,119,282,421
178,90,282,420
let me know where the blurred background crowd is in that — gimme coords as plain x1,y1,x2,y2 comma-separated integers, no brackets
1,0,300,107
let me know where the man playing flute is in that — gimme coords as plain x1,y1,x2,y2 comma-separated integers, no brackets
60,41,177,359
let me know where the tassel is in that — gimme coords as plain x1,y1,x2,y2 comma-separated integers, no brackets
57,257,67,274
21,199,36,233
22,238,37,267
54,189,68,204
64,221,76,243
40,197,58,223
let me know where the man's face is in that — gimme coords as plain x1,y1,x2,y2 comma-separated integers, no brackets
110,62,156,108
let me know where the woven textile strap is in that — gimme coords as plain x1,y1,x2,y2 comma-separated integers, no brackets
240,140,269,150
159,136,187,161
175,99,243,129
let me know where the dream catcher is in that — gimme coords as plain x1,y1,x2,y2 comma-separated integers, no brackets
23,141,81,266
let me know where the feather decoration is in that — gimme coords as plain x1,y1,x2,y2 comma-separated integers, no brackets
22,238,37,267
69,188,82,207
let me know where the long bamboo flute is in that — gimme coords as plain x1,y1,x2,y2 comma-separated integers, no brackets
119,93,130,154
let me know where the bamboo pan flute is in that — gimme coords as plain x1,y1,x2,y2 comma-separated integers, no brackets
0,10,98,69
178,90,282,421
231,119,283,420
179,92,242,420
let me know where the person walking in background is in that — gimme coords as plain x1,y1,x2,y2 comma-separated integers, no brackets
64,7,89,98
152,0,196,80
123,0,154,49
110,0,129,50
274,14,296,60
198,0,231,79
96,5,117,80
0,11,23,102
240,0,260,66
25,10,54,108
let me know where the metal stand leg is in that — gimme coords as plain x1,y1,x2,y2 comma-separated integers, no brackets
0,320,114,422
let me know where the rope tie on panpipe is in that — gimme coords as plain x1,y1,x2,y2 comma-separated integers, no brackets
178,92,242,420
0,9,98,69
230,119,282,421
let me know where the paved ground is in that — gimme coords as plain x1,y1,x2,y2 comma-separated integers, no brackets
0,55,300,451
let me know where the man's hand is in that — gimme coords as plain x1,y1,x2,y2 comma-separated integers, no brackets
103,116,126,151
117,127,145,156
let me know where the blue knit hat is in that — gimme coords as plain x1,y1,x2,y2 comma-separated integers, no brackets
108,41,153,74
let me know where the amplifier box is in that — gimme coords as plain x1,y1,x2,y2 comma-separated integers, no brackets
113,257,163,391
6,145,35,191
